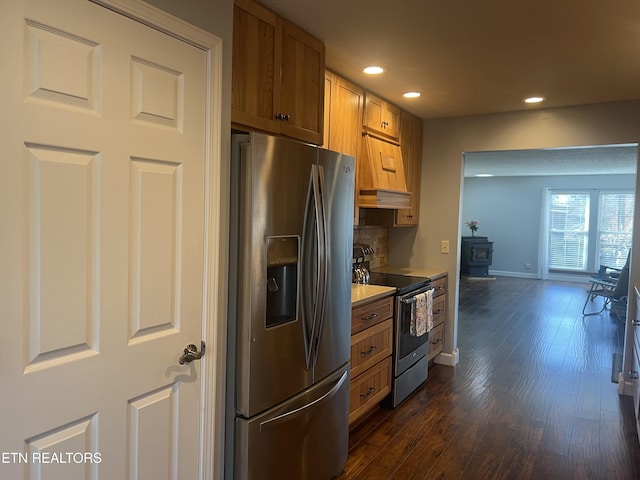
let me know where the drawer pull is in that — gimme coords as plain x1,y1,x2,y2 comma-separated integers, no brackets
360,345,377,356
360,387,376,398
362,313,378,321
431,339,442,346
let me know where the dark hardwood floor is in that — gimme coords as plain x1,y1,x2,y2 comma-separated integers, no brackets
340,276,640,479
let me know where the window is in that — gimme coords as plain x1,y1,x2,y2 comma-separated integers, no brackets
597,192,634,268
546,189,634,273
548,193,590,270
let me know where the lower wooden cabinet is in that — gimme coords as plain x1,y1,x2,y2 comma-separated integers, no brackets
429,322,445,359
349,295,393,427
349,357,391,426
428,274,447,362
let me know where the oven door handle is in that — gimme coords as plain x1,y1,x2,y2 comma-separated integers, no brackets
400,287,434,304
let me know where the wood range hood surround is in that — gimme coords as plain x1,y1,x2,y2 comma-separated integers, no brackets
358,133,411,209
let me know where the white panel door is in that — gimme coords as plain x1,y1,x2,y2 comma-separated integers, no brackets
0,1,217,478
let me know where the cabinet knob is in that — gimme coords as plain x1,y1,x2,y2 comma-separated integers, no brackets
274,113,290,121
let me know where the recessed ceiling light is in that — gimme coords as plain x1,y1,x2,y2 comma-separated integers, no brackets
475,173,494,177
363,65,384,75
523,96,545,104
403,91,421,98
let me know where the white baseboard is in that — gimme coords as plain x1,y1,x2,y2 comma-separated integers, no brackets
485,270,591,283
435,348,459,367
488,270,538,279
622,379,634,397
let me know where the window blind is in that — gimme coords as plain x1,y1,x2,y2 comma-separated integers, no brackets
548,193,589,270
598,192,634,268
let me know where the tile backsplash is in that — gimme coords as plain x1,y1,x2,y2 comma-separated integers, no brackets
353,226,388,269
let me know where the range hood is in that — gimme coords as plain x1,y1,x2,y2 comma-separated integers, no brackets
358,134,411,209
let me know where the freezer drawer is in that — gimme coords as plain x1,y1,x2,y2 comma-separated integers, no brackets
235,367,349,480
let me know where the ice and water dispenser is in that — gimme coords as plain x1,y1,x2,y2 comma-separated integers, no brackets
266,236,299,328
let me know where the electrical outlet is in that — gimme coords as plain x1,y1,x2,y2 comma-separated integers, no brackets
441,240,450,254
525,263,531,269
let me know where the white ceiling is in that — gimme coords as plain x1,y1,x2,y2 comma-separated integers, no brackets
464,145,638,177
259,0,640,120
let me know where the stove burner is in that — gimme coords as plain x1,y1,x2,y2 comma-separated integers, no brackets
367,273,431,295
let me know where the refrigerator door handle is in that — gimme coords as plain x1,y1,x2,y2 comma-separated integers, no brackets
258,370,348,432
301,165,325,369
312,164,329,367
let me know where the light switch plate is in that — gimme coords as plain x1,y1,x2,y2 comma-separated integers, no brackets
441,240,450,254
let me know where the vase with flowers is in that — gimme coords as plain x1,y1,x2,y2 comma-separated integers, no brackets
465,220,480,236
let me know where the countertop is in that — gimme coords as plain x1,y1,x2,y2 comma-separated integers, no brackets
351,266,448,306
351,284,395,307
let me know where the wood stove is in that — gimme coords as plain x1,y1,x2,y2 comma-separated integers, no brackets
461,236,494,277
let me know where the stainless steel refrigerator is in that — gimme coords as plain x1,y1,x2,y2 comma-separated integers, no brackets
226,132,355,480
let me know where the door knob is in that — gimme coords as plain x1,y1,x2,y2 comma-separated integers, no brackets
179,341,205,364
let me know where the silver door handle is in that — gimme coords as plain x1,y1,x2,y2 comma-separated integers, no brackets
179,341,205,364
259,370,348,431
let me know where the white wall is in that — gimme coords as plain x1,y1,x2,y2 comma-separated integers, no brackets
388,100,640,379
462,174,635,276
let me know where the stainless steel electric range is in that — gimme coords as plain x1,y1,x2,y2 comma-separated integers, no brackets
367,272,433,408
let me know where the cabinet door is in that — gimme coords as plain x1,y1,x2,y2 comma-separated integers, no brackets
231,0,280,133
324,71,364,223
323,72,334,148
279,19,325,145
382,102,400,139
364,92,399,140
395,111,422,225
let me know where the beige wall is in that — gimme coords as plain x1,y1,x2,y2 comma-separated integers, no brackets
389,100,640,373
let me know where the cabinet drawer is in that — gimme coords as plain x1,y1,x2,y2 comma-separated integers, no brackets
428,322,445,361
351,295,393,335
349,356,391,426
432,276,447,297
432,294,446,327
350,319,393,378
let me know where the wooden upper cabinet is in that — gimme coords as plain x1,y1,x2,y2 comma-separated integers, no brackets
232,0,325,145
232,0,279,134
323,71,363,159
279,20,325,144
324,70,364,224
395,111,423,226
363,92,400,141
